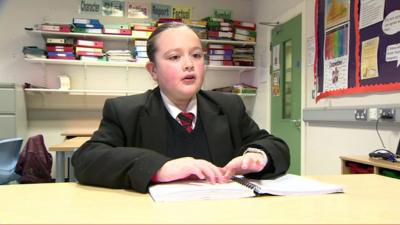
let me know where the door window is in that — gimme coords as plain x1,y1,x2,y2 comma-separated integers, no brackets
283,40,292,119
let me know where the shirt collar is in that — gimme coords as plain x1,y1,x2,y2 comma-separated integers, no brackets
160,91,197,121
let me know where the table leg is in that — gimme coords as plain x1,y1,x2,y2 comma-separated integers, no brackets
66,151,76,182
55,152,65,182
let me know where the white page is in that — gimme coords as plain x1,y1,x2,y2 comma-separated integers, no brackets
149,180,255,202
249,174,344,196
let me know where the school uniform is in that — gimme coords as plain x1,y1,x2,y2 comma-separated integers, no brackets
72,87,290,193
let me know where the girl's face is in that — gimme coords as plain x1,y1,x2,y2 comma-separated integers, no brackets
148,27,205,104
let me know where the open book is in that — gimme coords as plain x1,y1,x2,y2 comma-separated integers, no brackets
149,174,344,202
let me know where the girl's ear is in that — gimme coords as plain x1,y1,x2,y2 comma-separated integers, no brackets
146,62,158,81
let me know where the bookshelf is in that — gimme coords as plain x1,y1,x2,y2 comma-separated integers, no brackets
340,155,400,179
24,29,258,110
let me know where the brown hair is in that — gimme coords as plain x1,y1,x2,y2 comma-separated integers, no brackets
146,23,191,63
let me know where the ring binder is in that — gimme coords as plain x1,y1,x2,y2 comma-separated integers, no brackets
231,176,261,193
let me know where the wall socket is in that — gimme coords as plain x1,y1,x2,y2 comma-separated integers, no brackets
355,109,367,120
379,108,396,120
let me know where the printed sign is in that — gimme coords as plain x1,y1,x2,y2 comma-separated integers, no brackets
172,6,191,19
126,1,149,18
102,0,124,17
213,9,232,20
80,0,101,14
151,3,170,19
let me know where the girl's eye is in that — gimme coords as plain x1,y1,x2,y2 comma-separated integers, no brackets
168,55,180,61
193,53,203,59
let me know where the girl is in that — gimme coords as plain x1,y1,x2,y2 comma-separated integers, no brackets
72,23,290,193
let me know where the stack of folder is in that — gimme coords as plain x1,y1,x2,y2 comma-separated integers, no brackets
206,17,233,40
233,20,256,42
72,18,103,34
132,40,148,63
41,23,71,33
23,46,46,59
103,24,132,35
131,24,155,39
207,44,234,66
212,83,257,95
75,39,105,61
232,83,257,94
232,46,255,66
157,18,182,26
183,19,208,39
46,37,75,60
106,50,134,62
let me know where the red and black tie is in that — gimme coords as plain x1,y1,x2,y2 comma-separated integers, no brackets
178,112,194,133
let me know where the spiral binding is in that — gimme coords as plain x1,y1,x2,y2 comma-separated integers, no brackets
231,176,261,194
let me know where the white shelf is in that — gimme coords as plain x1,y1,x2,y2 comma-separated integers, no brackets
24,58,256,71
27,30,256,45
24,58,146,67
28,30,135,41
24,88,144,96
24,88,256,97
201,39,256,46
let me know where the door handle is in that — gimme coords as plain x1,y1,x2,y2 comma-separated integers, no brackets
291,119,301,128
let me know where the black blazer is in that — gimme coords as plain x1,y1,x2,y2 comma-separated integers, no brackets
72,87,290,193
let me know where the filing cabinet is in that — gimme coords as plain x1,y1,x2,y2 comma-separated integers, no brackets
0,83,27,140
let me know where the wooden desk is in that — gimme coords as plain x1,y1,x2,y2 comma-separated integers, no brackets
0,174,399,223
49,137,90,182
61,130,94,139
340,155,400,174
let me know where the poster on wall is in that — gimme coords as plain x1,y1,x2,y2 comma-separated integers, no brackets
307,36,316,66
360,37,379,80
79,0,101,15
323,23,349,91
272,71,281,96
126,1,149,19
325,0,350,29
272,45,280,71
359,0,385,29
102,0,124,17
151,3,171,19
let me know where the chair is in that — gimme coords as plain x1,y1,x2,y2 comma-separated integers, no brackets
0,138,23,184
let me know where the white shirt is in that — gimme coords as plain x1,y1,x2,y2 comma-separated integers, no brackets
160,91,197,129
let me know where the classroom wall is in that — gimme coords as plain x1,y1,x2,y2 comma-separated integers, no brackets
253,0,400,175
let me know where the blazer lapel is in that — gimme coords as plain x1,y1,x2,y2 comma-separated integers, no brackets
198,93,234,167
138,89,168,155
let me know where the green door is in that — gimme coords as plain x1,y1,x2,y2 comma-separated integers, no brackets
270,15,302,174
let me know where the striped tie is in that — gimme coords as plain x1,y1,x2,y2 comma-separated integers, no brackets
178,112,194,133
